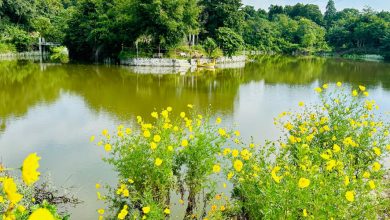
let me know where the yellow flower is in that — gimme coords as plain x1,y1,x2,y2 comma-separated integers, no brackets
322,84,328,89
373,147,381,156
164,208,170,214
213,164,221,173
368,180,375,189
344,176,350,186
161,110,169,118
271,166,282,183
298,101,304,107
118,205,128,219
167,107,172,112
240,149,251,160
180,112,186,118
155,158,163,166
22,153,41,186
314,87,322,93
352,90,358,97
372,162,381,171
97,209,105,215
337,82,342,87
216,117,222,124
123,189,129,197
102,129,108,136
150,142,157,150
363,171,370,179
181,139,188,147
142,206,151,214
143,130,151,138
232,149,239,157
95,183,101,189
187,104,193,108
151,112,158,118
28,208,55,220
345,191,355,202
218,128,226,136
303,209,308,217
153,135,161,143
223,148,231,155
234,130,241,136
298,178,310,188
333,144,341,153
104,144,112,152
234,160,243,172
128,179,134,184
227,172,234,180
359,85,366,91
363,91,369,97
3,178,23,204
90,135,95,142
167,145,174,151
220,205,226,211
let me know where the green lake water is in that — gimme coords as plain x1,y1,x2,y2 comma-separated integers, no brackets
0,56,390,219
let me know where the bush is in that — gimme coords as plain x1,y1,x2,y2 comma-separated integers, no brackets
224,83,390,219
50,46,69,63
215,27,244,57
94,106,230,219
0,42,16,53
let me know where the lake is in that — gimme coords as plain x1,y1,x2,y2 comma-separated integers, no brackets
0,55,389,219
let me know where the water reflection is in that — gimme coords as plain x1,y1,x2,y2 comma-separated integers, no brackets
0,57,390,219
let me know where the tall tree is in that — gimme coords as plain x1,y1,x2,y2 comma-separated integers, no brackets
200,0,243,38
324,0,337,28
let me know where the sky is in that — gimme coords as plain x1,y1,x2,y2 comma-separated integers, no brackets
242,0,390,12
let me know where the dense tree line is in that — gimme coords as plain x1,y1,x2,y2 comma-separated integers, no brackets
0,0,389,60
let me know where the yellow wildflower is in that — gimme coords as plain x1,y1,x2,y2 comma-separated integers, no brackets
95,183,101,189
187,104,193,108
352,90,358,97
213,164,221,173
181,139,188,147
97,209,104,215
333,144,341,153
227,172,234,180
151,112,158,118
373,147,381,156
155,158,163,167
271,166,282,183
3,178,23,204
28,208,54,220
150,142,157,150
167,107,172,112
303,209,308,217
164,208,170,214
315,87,322,93
240,149,251,160
118,205,128,219
22,153,41,186
180,112,186,118
153,135,161,143
344,176,350,186
234,160,243,172
104,144,112,152
359,85,366,91
142,206,151,214
345,191,355,202
322,84,328,89
299,101,304,107
372,162,381,171
90,135,95,142
368,180,375,190
102,129,108,136
223,148,231,155
143,130,151,138
298,178,310,188
216,117,222,124
363,171,370,179
218,128,226,136
232,149,239,157
337,82,342,87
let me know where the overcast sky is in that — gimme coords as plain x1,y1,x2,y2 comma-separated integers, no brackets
242,0,390,12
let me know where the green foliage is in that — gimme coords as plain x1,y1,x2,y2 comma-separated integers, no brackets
203,37,218,58
2,26,34,52
324,0,337,28
0,42,16,53
224,85,390,219
216,27,244,57
50,46,69,63
97,108,229,219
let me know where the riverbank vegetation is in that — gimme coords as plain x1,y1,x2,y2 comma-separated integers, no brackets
0,0,389,61
91,84,389,219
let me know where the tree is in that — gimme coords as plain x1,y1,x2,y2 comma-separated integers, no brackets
324,0,337,28
285,3,324,25
203,37,218,57
215,27,244,57
268,5,284,20
200,0,244,38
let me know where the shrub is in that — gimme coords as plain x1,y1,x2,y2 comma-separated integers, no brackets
50,46,69,63
0,42,16,53
224,83,390,219
215,27,244,57
94,106,230,219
